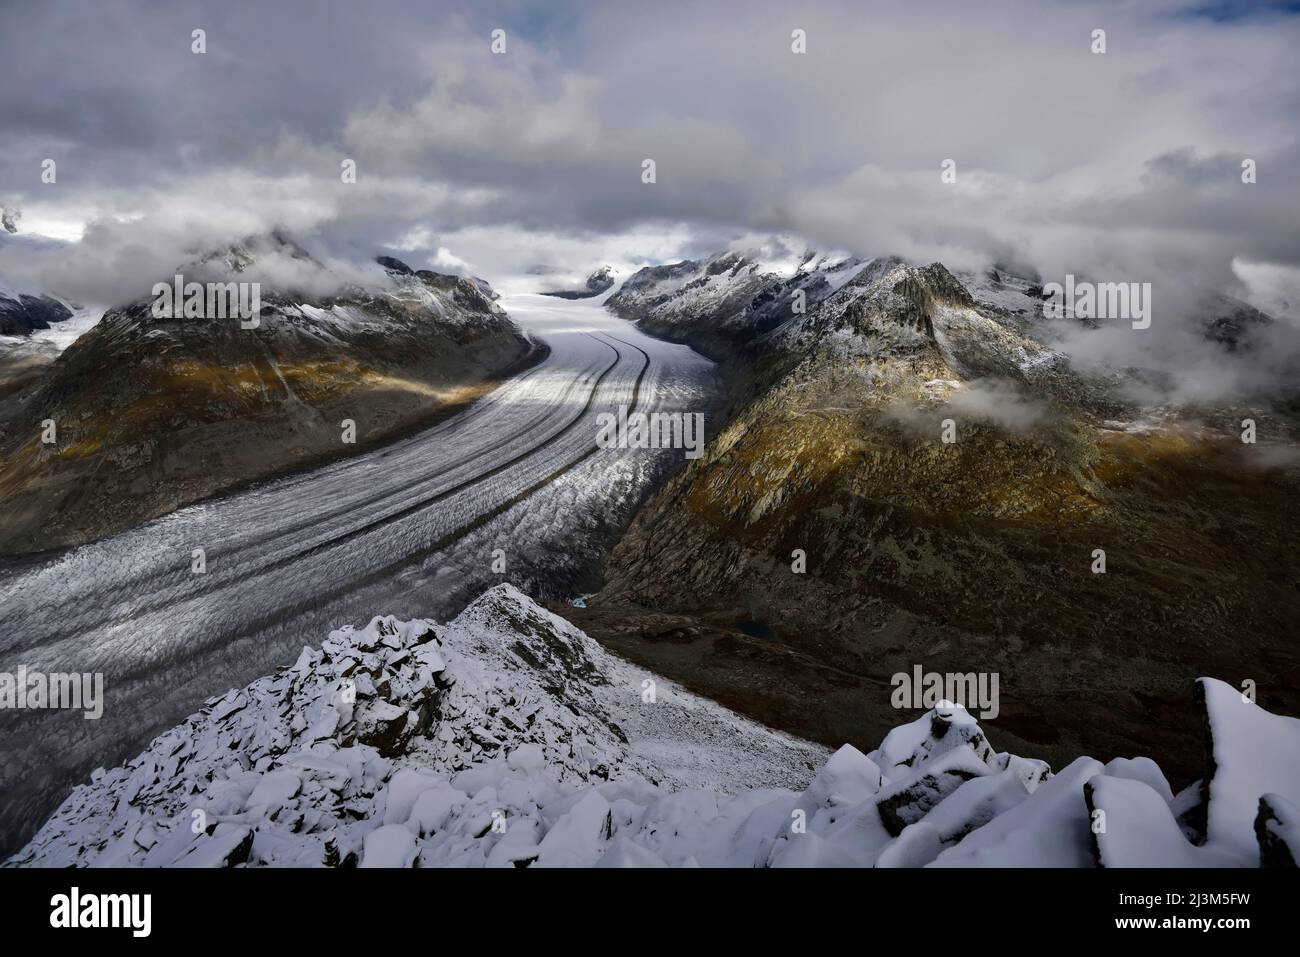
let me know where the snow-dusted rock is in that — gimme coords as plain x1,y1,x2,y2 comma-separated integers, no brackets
930,757,1105,868
361,825,417,868
1256,794,1300,867
1085,776,1239,868
1196,677,1300,861
7,586,1298,868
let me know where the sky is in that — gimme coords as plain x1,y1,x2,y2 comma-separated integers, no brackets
1,0,1298,322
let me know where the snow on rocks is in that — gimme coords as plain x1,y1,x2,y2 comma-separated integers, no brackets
361,825,417,869
1196,677,1300,861
6,588,1299,868
1085,775,1240,868
1256,794,1300,867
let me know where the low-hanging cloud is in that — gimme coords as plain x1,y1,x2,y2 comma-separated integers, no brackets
0,0,1296,400
887,378,1053,439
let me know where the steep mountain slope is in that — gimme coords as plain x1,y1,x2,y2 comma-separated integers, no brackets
0,335,59,408
9,585,1295,868
0,288,73,336
572,254,1300,784
0,238,541,554
606,251,789,359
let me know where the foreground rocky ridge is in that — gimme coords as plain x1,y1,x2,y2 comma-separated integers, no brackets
0,237,540,554
585,250,1300,784
8,586,1297,868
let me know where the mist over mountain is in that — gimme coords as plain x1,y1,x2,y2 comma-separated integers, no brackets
4,1,1300,313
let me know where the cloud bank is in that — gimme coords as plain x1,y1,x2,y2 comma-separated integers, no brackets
1,1,1297,345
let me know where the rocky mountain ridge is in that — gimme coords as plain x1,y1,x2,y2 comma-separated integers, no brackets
0,238,541,554
576,248,1300,786
9,585,1297,868
0,288,74,337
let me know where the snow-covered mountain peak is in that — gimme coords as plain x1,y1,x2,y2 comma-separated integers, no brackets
538,264,621,300
765,258,975,356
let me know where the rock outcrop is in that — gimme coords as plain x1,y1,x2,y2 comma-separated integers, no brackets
542,265,618,300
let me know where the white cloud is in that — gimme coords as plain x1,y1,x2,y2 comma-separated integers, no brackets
0,0,1295,373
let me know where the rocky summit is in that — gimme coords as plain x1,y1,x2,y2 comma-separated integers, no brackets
8,585,1297,868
